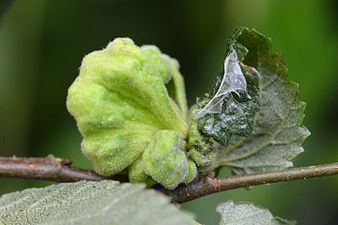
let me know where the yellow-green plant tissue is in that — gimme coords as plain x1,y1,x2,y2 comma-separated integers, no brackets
67,38,199,189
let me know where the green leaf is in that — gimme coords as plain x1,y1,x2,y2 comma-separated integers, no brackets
217,201,296,225
66,38,195,189
0,181,195,225
142,130,190,189
193,49,260,146
206,27,310,173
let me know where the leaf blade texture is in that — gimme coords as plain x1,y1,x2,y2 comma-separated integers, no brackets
206,27,310,173
0,180,195,225
217,200,296,225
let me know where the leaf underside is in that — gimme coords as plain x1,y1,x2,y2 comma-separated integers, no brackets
217,201,296,225
0,181,194,225
206,27,310,174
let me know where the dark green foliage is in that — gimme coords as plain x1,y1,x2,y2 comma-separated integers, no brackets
203,27,310,174
196,62,260,146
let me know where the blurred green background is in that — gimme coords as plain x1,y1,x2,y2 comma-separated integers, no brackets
0,0,337,224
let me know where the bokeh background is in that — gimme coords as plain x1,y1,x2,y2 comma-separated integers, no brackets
1,0,338,224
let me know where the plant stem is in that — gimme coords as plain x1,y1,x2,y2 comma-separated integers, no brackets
167,162,338,203
1,156,338,203
0,156,105,182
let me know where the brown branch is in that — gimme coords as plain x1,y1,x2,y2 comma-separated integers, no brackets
1,156,338,203
166,162,338,203
0,156,105,182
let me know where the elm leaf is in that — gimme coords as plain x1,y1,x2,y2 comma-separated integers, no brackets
217,201,296,225
0,181,195,225
206,27,310,174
